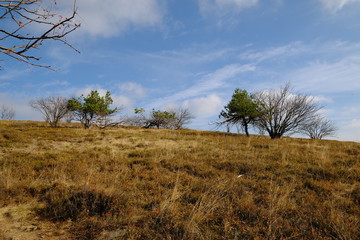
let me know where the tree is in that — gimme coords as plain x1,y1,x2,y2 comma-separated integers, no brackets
1,104,15,120
218,89,259,137
300,115,336,139
145,109,176,129
254,84,320,139
168,107,193,130
0,0,79,69
67,90,118,129
132,108,192,129
30,96,69,127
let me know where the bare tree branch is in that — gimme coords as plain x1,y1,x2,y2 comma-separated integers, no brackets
254,84,321,139
30,96,69,127
300,115,337,139
0,0,80,70
1,104,15,120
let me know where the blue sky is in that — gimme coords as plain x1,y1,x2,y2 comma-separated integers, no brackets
1,0,360,141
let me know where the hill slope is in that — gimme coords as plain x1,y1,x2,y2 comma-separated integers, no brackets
0,121,359,239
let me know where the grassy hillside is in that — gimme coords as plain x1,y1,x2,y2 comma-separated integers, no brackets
0,121,359,240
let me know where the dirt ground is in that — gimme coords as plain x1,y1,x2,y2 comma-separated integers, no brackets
0,203,71,240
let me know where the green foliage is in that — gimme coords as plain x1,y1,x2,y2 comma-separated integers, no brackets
67,90,117,129
219,89,259,136
134,108,145,114
151,109,176,120
145,109,177,129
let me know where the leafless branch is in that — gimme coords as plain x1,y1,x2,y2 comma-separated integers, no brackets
1,104,15,120
254,84,321,139
0,0,80,70
300,115,337,139
30,96,69,127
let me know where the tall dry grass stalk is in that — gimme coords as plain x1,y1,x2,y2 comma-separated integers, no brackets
0,121,359,239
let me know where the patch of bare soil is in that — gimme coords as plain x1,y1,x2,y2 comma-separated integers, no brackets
0,203,71,240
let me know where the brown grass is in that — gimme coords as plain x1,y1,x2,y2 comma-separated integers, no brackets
0,120,359,239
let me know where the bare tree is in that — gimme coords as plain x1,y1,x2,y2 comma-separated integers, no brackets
170,107,193,130
30,96,69,127
63,110,75,123
300,115,336,139
94,110,125,129
254,84,321,139
0,0,79,69
1,104,15,120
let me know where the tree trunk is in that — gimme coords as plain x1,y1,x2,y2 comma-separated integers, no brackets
244,123,250,137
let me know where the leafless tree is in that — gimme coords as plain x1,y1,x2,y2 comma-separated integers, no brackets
1,104,15,120
169,107,193,130
94,110,126,129
63,110,74,123
300,115,336,139
0,0,79,69
30,96,69,127
254,84,321,139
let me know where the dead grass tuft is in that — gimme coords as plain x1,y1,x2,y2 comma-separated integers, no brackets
0,120,359,239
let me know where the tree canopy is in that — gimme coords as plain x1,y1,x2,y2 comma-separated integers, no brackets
218,89,259,137
67,90,118,129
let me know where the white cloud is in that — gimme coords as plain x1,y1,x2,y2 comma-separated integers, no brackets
346,118,360,128
111,95,133,109
146,64,255,108
241,41,360,93
42,80,69,88
199,0,259,15
319,0,360,12
0,93,40,121
312,95,333,103
288,57,360,93
240,42,309,63
341,106,360,116
76,86,132,108
182,94,223,117
59,0,165,38
340,118,360,142
118,82,146,98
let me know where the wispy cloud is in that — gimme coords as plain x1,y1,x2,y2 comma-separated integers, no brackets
58,0,165,38
239,41,309,63
0,93,39,121
182,94,223,117
76,86,133,108
42,80,69,88
319,0,360,13
118,82,147,98
340,118,360,142
145,64,255,108
236,41,360,93
288,57,360,93
199,0,259,16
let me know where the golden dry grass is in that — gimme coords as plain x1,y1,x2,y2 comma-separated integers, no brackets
0,120,359,239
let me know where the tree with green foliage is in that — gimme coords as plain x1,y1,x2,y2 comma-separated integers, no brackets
67,90,118,129
218,89,259,137
145,109,176,129
131,107,193,129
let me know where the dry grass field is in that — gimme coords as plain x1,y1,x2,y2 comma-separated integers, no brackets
0,120,359,240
